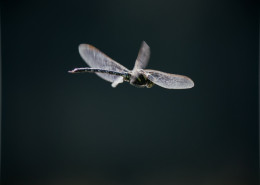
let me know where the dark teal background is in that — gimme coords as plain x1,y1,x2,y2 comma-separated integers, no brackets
2,0,259,184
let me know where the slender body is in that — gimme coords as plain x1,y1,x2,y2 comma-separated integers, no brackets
69,67,154,88
69,41,194,89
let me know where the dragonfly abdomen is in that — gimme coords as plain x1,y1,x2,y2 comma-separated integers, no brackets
69,67,127,76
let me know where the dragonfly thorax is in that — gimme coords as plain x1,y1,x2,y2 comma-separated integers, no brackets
129,71,154,88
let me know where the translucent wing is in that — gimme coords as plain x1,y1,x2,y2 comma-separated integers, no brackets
133,41,150,71
79,44,129,82
145,69,194,89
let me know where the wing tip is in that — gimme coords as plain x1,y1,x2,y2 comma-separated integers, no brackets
183,77,194,89
78,43,88,49
79,44,97,52
141,41,150,50
188,80,195,88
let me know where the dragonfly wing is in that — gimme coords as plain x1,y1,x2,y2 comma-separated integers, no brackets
145,69,194,89
133,41,150,71
79,44,129,83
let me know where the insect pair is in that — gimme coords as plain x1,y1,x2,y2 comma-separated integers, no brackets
69,41,194,89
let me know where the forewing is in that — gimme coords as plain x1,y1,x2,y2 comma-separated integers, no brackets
145,69,194,89
133,41,150,71
79,44,129,82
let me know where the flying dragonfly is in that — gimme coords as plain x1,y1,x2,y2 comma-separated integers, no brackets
69,41,194,89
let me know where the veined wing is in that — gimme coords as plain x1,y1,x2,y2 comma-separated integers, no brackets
133,41,150,71
145,69,194,89
79,44,129,82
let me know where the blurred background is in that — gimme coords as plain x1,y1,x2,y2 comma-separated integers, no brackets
1,0,258,184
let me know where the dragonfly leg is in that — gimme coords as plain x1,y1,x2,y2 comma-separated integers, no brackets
111,76,124,88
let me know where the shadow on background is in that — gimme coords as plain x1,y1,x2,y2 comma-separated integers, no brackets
1,0,259,184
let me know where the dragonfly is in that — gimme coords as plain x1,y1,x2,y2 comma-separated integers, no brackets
69,41,194,89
